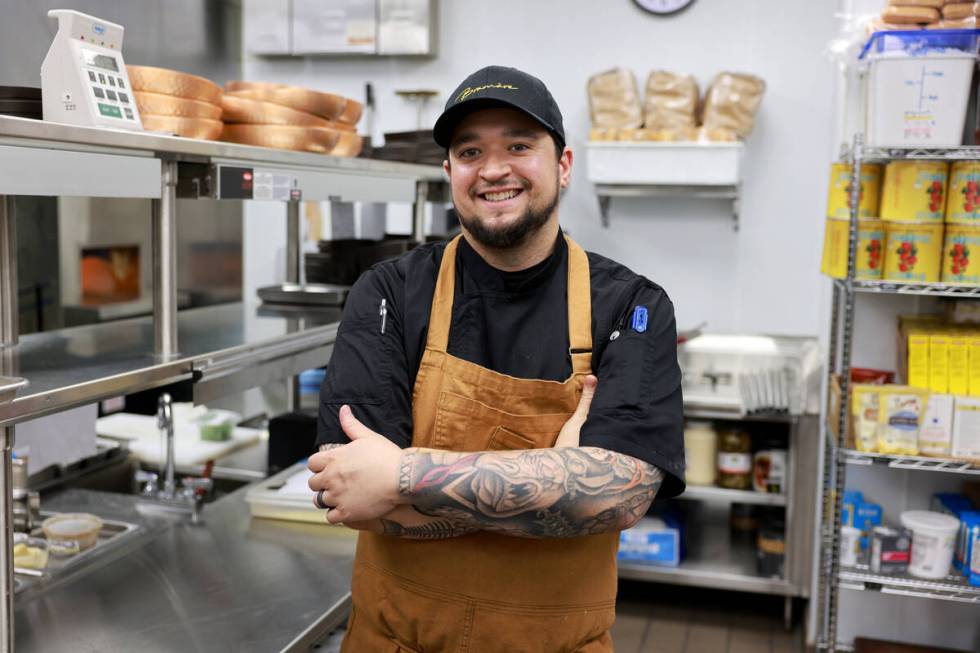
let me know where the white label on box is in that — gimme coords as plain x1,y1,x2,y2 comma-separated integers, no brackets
952,396,980,459
919,394,954,456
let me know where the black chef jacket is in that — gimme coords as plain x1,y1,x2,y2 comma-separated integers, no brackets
316,230,686,498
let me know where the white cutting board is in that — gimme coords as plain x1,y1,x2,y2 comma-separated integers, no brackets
96,413,264,466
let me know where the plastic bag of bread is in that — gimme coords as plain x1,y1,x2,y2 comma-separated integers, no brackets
587,68,643,130
943,2,980,20
701,72,766,140
867,18,924,34
881,4,941,24
696,127,739,143
642,71,698,134
927,16,979,28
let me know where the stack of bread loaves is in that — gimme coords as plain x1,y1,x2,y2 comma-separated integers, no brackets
873,0,979,32
128,66,224,140
219,81,363,156
588,68,765,143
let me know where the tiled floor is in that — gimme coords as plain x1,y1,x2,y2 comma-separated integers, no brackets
611,581,806,653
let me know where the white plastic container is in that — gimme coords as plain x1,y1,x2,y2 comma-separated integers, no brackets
683,421,717,486
900,510,960,579
866,53,976,147
840,525,862,567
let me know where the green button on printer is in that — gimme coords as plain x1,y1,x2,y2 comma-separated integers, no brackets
97,103,122,118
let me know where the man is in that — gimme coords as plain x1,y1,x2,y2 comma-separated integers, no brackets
310,65,685,652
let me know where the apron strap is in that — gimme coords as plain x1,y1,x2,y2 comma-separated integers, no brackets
564,235,593,376
425,235,461,353
424,233,593,377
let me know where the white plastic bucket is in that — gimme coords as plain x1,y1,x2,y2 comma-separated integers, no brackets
900,510,960,579
867,53,977,147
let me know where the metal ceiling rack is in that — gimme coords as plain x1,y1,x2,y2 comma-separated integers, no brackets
816,137,980,652
0,114,445,651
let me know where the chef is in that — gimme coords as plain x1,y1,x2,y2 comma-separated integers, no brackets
310,65,685,652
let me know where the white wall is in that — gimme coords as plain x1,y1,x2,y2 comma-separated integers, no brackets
242,0,840,337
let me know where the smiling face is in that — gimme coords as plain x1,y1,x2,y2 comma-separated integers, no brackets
444,107,572,251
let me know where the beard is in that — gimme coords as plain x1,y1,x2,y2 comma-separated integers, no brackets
456,182,559,250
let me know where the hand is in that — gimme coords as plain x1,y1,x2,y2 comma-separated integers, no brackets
307,405,404,525
554,375,598,448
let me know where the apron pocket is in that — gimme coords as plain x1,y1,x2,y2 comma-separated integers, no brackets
487,425,537,451
434,391,571,451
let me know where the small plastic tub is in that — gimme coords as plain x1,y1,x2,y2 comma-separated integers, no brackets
42,513,103,556
840,525,862,567
12,533,48,571
900,510,960,579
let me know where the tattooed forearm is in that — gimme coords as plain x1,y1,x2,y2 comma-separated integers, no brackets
397,447,663,539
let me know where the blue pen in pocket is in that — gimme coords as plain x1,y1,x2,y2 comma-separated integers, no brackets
630,306,648,333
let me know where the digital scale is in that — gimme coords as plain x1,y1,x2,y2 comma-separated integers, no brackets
40,9,142,130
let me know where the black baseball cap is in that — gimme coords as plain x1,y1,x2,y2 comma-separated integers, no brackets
433,66,566,149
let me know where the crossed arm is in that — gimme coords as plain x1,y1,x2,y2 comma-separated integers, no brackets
309,378,664,540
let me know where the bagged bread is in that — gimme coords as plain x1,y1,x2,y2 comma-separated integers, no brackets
696,127,739,142
701,72,766,140
867,18,924,34
587,68,643,130
943,2,980,19
928,16,979,27
882,5,941,22
887,0,944,7
642,71,698,133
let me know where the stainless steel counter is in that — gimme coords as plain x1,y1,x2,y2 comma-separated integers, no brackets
15,488,355,653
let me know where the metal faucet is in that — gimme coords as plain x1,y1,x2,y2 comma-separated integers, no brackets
134,393,213,523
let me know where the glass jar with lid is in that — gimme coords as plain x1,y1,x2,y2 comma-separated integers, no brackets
717,427,752,490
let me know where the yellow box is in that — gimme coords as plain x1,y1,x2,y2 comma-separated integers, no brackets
908,329,931,389
944,160,980,224
883,222,944,283
949,331,970,396
826,162,882,219
929,333,950,394
969,332,980,397
881,160,949,222
820,218,885,280
851,385,881,452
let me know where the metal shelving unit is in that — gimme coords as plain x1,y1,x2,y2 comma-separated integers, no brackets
0,114,445,651
816,139,980,652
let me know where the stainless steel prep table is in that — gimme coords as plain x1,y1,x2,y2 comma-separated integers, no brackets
16,488,355,652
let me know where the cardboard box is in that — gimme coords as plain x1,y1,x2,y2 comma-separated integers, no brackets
952,396,980,461
619,516,683,566
919,394,954,457
929,333,950,393
948,332,970,396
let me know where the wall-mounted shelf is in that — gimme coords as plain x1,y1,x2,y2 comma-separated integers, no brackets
585,141,743,230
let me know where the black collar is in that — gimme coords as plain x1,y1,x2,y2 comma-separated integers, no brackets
457,229,566,295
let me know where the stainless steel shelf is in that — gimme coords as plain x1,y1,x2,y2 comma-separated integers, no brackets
0,302,340,427
842,449,980,476
684,407,799,423
834,278,980,299
0,378,27,405
679,485,787,506
838,568,980,605
856,145,980,161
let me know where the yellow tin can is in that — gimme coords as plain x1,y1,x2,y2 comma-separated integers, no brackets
821,217,885,280
880,160,949,222
825,162,882,219
883,221,944,283
944,160,980,224
942,224,980,285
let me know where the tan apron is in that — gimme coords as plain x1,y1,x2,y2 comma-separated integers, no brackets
342,234,618,653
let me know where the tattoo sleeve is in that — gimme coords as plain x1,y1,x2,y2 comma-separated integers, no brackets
383,447,663,540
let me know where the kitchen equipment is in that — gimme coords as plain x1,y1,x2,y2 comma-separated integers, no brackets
41,10,142,130
678,333,821,416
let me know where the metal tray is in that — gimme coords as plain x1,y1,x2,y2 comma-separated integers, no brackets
14,512,140,582
0,377,28,404
257,283,349,307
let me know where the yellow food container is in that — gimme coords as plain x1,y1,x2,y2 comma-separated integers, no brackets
820,217,885,280
941,223,980,285
880,160,949,222
825,162,882,219
944,160,980,224
883,221,944,283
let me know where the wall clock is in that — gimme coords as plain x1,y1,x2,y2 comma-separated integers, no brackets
633,0,695,16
